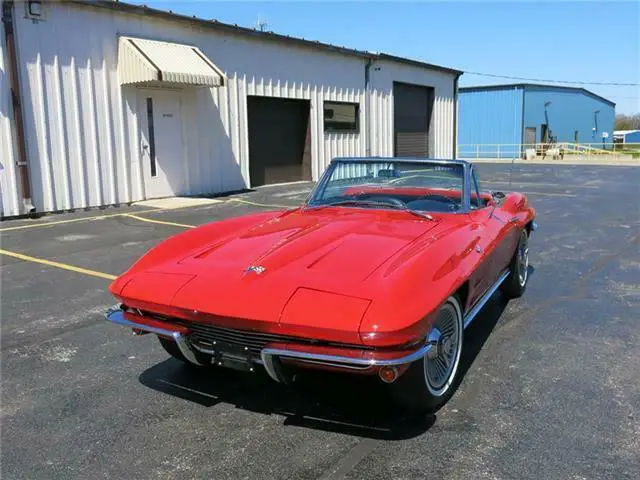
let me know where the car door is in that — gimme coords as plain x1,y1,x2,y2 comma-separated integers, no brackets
488,206,521,276
473,167,520,281
464,167,503,309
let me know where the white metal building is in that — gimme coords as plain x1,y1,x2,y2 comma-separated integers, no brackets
613,130,640,144
1,0,461,218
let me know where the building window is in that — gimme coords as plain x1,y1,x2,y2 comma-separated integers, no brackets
324,101,359,133
146,98,157,177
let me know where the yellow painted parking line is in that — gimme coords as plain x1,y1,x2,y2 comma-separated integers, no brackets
122,214,196,229
0,198,294,233
0,208,159,233
0,249,117,280
226,198,297,209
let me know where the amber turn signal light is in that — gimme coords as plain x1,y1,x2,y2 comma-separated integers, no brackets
378,366,399,383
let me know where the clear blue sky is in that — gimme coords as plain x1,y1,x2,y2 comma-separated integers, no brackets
129,1,639,114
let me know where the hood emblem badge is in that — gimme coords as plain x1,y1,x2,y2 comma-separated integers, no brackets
244,265,266,275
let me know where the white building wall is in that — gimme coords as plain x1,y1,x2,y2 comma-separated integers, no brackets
1,33,21,217
5,2,456,217
369,60,456,159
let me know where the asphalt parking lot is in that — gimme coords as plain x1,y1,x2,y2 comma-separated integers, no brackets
1,163,638,479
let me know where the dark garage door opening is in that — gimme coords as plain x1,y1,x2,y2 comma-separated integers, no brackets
393,82,434,157
247,96,312,187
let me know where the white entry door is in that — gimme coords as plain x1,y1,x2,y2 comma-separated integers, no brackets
138,90,185,199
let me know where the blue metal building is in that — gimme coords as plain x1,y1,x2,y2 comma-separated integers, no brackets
458,84,616,158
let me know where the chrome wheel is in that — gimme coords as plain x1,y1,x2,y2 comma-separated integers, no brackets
517,232,529,287
424,297,463,397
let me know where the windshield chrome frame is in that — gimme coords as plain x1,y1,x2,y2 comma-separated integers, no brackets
306,157,472,214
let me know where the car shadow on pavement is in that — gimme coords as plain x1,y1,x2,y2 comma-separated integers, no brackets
139,359,435,440
457,291,510,380
138,276,523,441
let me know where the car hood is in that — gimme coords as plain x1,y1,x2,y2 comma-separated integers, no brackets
178,208,437,283
118,208,439,330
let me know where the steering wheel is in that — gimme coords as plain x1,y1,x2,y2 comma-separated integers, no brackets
359,195,406,207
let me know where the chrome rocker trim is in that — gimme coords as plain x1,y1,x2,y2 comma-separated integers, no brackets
106,268,511,382
105,307,203,366
462,269,509,329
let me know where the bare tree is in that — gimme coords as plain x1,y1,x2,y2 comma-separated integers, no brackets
616,113,640,130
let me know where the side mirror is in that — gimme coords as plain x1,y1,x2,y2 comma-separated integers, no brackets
487,191,505,218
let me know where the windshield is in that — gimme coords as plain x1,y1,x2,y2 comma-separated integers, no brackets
308,160,466,213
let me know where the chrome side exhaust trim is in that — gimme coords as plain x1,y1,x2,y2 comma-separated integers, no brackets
105,306,203,366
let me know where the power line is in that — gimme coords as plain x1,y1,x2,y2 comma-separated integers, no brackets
463,70,640,87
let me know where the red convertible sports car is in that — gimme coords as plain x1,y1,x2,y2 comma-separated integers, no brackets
106,158,536,413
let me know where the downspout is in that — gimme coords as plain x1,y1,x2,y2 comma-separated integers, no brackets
2,0,34,213
364,56,374,156
452,73,460,158
520,86,525,157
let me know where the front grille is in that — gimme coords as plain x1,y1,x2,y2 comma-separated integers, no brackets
173,320,320,356
137,310,373,357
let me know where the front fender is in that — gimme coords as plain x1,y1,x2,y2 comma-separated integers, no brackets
358,220,485,347
502,193,536,229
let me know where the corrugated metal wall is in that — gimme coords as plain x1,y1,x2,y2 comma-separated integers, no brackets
523,86,615,145
4,2,456,217
621,131,640,143
1,32,21,217
371,61,455,160
458,87,524,158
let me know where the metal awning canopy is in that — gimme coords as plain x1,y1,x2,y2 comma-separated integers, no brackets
118,36,225,87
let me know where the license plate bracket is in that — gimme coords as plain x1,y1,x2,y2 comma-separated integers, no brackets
210,340,255,372
218,355,254,372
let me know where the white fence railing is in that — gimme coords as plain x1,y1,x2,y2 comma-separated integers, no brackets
458,143,640,160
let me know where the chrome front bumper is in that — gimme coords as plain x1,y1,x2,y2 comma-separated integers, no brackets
105,306,203,366
105,305,432,383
